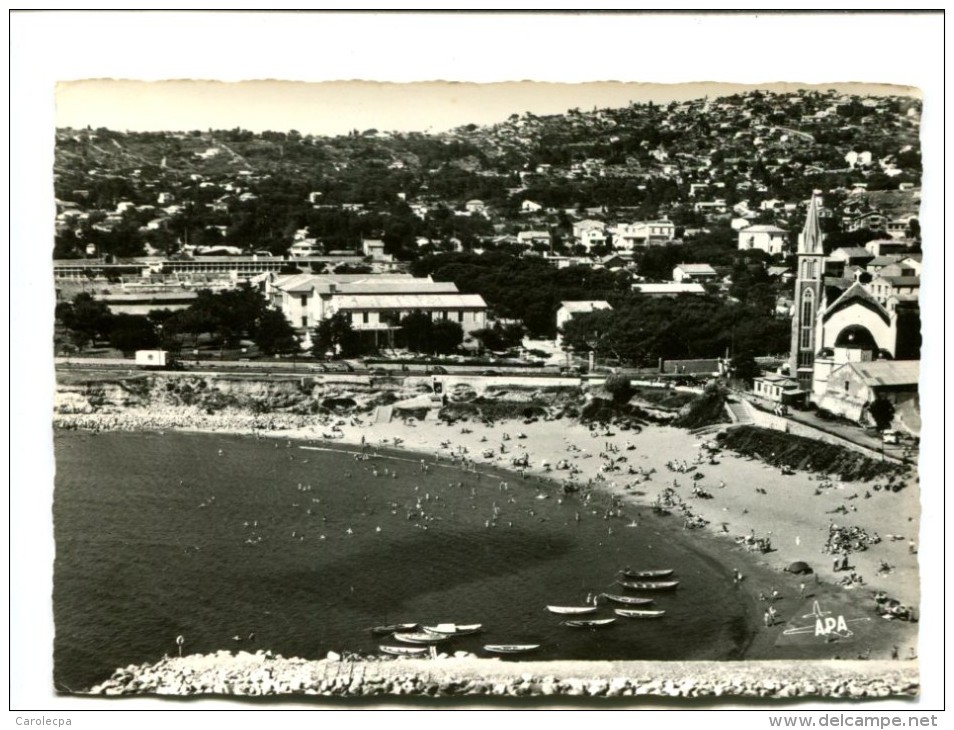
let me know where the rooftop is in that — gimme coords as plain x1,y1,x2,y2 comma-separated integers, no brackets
333,293,487,311
559,300,613,314
633,282,706,295
846,360,920,388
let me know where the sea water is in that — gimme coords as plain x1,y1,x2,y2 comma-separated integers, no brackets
53,430,752,690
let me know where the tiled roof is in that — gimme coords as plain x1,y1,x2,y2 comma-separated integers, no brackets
847,360,920,388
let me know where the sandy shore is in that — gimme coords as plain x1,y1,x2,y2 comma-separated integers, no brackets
55,404,921,664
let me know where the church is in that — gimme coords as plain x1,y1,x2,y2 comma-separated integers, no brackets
787,193,921,434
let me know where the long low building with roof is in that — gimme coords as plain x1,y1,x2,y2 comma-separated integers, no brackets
815,360,920,433
265,273,488,337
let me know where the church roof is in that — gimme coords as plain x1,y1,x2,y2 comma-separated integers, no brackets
822,281,890,326
800,193,824,253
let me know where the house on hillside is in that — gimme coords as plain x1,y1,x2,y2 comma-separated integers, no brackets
516,230,552,248
672,263,718,284
826,247,873,277
846,210,888,232
864,239,911,257
612,220,675,250
362,239,393,263
465,199,487,216
738,225,787,255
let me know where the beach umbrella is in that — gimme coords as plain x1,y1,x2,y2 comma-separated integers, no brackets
786,561,813,575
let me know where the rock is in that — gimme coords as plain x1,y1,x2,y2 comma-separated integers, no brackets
326,651,341,662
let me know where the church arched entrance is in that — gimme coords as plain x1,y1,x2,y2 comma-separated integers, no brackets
833,324,878,352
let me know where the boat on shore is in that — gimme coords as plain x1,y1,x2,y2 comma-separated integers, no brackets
600,593,654,606
620,568,674,579
546,605,598,615
619,580,680,591
563,618,616,628
392,631,454,644
613,608,666,618
370,623,419,635
483,644,541,654
379,645,430,656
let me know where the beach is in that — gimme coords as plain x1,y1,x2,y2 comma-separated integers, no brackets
54,396,921,667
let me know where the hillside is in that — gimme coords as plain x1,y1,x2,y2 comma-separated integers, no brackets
53,88,922,260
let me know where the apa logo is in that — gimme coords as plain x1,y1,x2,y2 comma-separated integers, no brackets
815,614,851,637
782,600,871,641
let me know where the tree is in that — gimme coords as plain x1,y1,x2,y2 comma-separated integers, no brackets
730,353,760,386
59,293,114,346
430,320,464,355
399,311,435,354
313,313,361,358
253,309,300,356
471,322,526,352
108,314,159,354
603,372,634,404
868,397,896,431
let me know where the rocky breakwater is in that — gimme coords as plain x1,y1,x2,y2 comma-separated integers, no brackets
88,651,919,701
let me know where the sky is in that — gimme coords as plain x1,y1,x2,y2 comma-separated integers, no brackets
55,79,919,137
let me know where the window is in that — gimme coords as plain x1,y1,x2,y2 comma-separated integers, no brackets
301,316,307,328
458,311,464,322
362,312,369,324
442,311,449,320
300,295,308,306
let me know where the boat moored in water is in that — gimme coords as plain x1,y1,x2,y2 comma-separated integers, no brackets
618,579,679,591
483,644,541,654
562,618,616,628
600,593,654,606
371,623,420,635
423,623,483,636
546,605,598,615
619,568,674,579
392,631,455,644
379,644,430,656
613,608,666,618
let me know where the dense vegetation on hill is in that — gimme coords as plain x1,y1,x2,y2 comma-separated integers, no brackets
54,88,921,261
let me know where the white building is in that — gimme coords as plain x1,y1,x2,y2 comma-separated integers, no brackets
632,282,706,297
267,273,488,336
672,263,718,284
738,225,787,255
612,220,675,250
516,230,551,248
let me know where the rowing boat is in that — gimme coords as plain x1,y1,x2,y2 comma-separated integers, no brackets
600,593,654,606
423,623,483,636
562,618,616,628
483,644,541,654
371,623,419,635
613,608,666,618
619,568,674,579
379,645,430,656
392,631,455,644
619,579,679,590
546,605,598,615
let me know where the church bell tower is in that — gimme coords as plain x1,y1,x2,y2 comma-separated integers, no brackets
789,192,826,391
